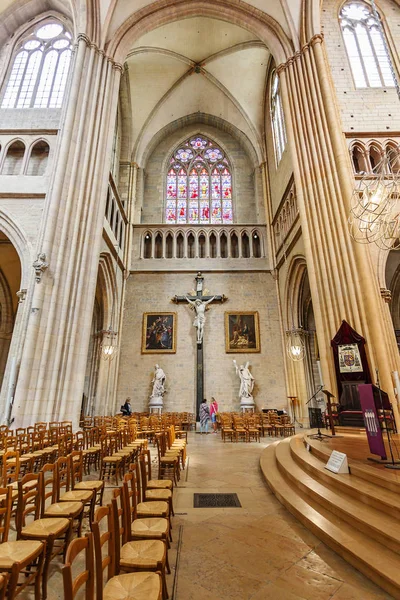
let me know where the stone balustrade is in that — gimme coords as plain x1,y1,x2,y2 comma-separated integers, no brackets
130,224,270,271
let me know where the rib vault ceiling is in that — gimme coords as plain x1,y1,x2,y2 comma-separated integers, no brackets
126,17,270,163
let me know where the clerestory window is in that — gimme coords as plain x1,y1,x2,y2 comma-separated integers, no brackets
1,21,72,109
340,2,395,88
165,136,233,224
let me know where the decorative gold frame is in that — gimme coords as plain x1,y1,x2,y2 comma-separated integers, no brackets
141,312,177,354
225,311,260,353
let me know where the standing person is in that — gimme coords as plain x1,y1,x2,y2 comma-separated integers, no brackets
199,398,210,434
210,397,219,433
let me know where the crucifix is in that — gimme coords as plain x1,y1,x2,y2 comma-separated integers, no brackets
172,272,227,419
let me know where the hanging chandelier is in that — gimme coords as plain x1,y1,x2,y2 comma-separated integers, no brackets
349,146,400,250
101,326,118,361
286,328,306,362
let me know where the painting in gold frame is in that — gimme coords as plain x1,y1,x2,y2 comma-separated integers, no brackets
225,311,260,353
142,312,177,353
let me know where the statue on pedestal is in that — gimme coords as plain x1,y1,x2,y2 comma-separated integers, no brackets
233,360,255,408
149,364,166,412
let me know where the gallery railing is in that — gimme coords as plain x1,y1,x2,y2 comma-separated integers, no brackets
130,224,270,271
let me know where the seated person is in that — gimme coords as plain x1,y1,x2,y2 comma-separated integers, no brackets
121,398,132,416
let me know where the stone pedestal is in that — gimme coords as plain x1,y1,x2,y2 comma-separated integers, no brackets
149,396,163,414
240,395,255,412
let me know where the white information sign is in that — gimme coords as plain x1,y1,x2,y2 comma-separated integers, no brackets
325,450,349,474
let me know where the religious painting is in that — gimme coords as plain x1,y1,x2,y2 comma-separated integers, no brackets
225,311,260,353
338,343,363,373
142,312,176,353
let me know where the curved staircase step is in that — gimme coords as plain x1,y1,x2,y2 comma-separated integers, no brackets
306,434,400,494
290,435,400,519
276,437,400,555
261,441,400,599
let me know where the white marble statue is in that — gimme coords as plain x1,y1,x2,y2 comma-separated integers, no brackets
151,364,166,398
185,296,215,344
233,360,255,406
149,364,166,411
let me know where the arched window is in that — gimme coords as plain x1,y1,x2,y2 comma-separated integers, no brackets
165,135,233,224
26,140,49,175
1,21,72,109
270,71,287,165
340,2,395,88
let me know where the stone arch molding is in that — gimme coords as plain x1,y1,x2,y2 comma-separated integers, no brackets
284,255,308,330
141,113,259,170
98,252,118,331
106,0,294,66
0,210,33,291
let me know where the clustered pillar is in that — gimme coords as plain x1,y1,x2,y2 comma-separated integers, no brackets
13,36,122,430
278,35,400,428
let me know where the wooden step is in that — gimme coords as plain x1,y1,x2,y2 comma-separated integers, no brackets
261,441,400,599
306,434,400,494
276,438,400,554
290,436,400,520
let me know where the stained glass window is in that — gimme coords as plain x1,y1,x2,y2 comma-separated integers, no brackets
1,21,72,109
165,136,233,224
340,2,395,88
270,71,287,165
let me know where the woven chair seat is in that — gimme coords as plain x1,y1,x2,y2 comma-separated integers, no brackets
43,501,83,518
21,517,70,537
0,540,44,568
120,540,165,568
60,489,92,502
147,479,172,490
103,572,161,600
131,518,169,538
145,489,172,501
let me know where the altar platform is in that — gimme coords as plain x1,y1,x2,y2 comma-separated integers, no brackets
261,431,400,598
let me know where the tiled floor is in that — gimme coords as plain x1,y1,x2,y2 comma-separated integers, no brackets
18,431,393,599
172,431,393,600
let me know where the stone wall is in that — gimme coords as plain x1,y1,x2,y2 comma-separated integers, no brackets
117,271,287,414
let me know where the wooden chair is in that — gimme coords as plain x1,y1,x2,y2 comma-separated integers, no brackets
62,533,95,599
16,472,73,599
55,456,94,520
40,463,84,536
0,485,45,600
233,417,248,442
92,505,162,600
99,436,122,485
155,434,179,484
124,467,170,523
245,416,260,442
0,573,9,600
141,449,173,491
123,472,171,547
69,450,105,509
111,495,169,599
139,454,174,517
220,417,235,442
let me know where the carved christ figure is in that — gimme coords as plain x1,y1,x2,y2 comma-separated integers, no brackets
185,296,215,344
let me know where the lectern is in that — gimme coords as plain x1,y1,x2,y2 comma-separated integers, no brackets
323,389,336,436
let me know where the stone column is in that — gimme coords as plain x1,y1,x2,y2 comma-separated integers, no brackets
278,34,400,428
12,35,122,429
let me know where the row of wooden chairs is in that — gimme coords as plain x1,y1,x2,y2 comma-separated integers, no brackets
219,412,295,441
64,452,177,600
